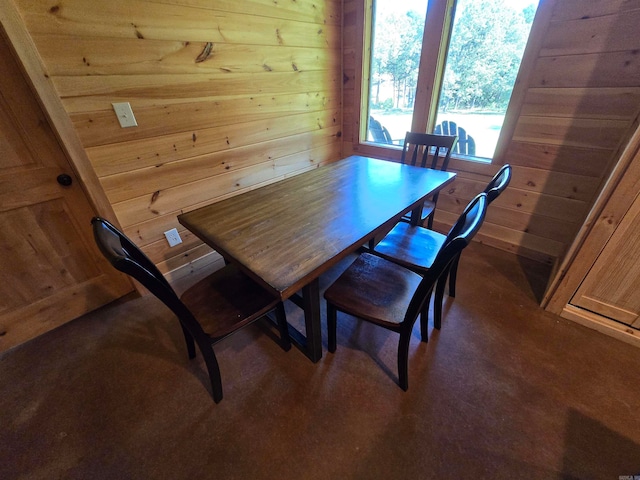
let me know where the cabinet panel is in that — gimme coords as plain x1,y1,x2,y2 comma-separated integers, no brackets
571,191,640,328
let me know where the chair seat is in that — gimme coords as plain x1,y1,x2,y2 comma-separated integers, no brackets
181,263,281,341
324,253,422,329
373,222,446,273
91,216,290,403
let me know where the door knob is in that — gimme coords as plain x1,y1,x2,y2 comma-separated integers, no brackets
57,174,73,186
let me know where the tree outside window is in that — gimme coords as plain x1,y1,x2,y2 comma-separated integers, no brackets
365,0,539,160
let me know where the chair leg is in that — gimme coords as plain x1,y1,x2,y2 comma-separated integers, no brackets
274,302,291,351
434,273,448,330
180,323,196,359
419,300,429,343
327,303,337,353
448,253,460,298
397,330,412,391
425,211,435,229
197,340,224,403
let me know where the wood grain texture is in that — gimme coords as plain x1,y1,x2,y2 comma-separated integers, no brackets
570,181,640,326
101,126,341,203
178,156,455,298
87,109,339,177
550,0,640,22
11,0,343,277
20,0,340,48
542,10,640,57
73,93,339,147
521,87,640,120
0,25,132,351
34,36,340,76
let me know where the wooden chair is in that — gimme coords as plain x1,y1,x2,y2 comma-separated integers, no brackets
372,164,512,309
368,115,394,144
434,121,476,156
399,132,458,229
91,217,291,403
324,193,487,390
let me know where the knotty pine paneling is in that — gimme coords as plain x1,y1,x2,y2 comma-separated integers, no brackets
504,0,640,267
342,0,640,269
521,87,640,120
530,52,640,89
13,0,343,277
72,92,339,147
88,109,340,177
20,0,341,48
541,9,640,57
512,116,628,150
550,0,640,22
503,141,608,177
115,142,341,226
102,126,341,204
35,37,341,77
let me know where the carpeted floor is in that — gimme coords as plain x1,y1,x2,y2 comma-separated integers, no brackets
1,242,639,479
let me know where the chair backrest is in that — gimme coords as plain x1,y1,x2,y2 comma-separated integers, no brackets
434,121,476,156
404,193,488,322
400,132,458,171
369,116,394,144
484,164,512,203
91,217,193,322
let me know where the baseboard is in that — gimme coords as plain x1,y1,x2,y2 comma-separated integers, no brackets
561,304,640,348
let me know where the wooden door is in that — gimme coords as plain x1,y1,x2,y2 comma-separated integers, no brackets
570,190,640,330
0,31,132,353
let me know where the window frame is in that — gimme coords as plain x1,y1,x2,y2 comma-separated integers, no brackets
353,0,540,165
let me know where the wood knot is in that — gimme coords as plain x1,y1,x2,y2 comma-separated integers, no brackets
195,42,213,63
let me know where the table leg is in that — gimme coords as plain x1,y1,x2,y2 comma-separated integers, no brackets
277,280,323,362
410,204,423,225
301,278,322,362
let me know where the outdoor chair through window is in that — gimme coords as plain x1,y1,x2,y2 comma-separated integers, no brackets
434,120,476,156
368,115,395,144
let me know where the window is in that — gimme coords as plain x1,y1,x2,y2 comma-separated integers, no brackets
364,0,539,161
366,0,428,145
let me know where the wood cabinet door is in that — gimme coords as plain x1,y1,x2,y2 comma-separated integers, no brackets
0,32,133,352
570,191,640,329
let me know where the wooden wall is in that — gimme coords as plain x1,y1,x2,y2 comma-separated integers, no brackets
342,0,640,270
8,0,640,291
11,0,343,281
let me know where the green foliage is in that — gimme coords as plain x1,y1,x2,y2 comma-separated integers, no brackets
370,8,424,108
369,0,538,113
439,0,536,112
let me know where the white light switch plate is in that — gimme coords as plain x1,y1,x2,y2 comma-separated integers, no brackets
164,228,182,247
112,102,138,128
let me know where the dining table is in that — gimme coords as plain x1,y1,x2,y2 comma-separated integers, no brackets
178,155,456,362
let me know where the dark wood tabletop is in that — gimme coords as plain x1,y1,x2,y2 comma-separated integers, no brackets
178,155,456,361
